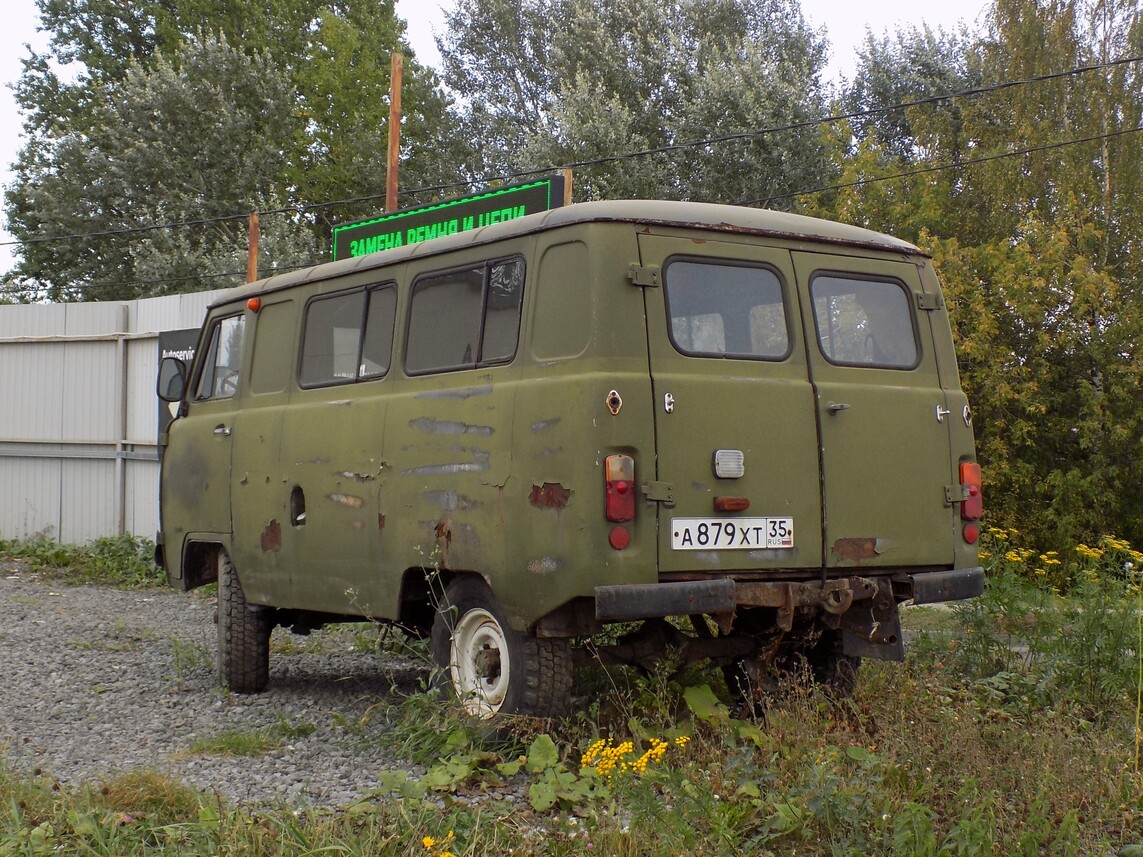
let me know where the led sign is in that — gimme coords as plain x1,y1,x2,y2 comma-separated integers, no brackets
332,176,566,261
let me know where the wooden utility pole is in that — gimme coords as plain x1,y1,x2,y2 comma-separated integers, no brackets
386,52,403,212
246,212,260,283
561,168,573,206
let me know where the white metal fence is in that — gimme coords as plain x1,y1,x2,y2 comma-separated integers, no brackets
0,291,225,544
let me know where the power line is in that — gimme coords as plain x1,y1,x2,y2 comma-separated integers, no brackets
742,125,1143,207
3,54,1139,255
4,122,1139,298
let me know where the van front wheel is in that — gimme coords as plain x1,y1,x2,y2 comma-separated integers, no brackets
218,550,272,693
431,577,571,719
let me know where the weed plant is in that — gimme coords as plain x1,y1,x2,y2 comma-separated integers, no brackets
0,532,163,588
3,527,1143,854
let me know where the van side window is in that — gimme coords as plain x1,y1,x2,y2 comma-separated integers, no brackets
300,291,366,386
360,286,397,379
406,258,525,374
299,284,397,387
195,313,245,400
664,260,789,359
811,276,918,368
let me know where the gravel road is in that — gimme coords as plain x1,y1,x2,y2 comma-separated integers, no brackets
0,563,429,807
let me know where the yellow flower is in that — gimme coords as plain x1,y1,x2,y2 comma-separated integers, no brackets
423,837,436,849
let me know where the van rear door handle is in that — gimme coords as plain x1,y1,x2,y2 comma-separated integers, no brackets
827,402,850,414
213,424,232,437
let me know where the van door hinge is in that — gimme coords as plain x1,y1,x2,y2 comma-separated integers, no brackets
916,292,944,311
642,480,676,506
627,264,661,287
944,485,965,506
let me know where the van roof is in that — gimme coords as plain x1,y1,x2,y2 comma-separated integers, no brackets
218,199,924,308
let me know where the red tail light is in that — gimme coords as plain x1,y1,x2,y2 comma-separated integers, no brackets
959,462,982,520
605,454,636,522
959,462,982,544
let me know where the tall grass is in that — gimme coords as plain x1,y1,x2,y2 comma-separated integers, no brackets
2,527,1141,853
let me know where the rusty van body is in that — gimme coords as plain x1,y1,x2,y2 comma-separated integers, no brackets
156,200,984,717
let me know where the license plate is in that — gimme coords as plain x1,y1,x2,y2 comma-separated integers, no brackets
671,517,793,550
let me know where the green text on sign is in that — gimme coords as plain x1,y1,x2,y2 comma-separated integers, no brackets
332,177,566,262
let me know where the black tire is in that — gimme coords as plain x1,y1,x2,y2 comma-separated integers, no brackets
217,550,272,693
431,576,571,719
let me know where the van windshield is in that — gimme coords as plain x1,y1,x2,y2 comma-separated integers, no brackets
664,260,788,359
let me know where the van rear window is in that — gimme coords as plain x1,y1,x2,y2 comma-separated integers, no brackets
664,260,788,359
811,276,918,368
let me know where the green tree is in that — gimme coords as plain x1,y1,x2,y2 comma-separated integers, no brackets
832,0,1143,549
7,0,465,298
438,0,831,205
6,38,306,299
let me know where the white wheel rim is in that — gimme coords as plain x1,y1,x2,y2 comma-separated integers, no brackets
450,608,510,717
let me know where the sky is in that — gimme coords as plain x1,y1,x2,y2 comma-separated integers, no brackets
0,0,992,274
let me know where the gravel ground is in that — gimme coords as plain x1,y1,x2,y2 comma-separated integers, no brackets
0,562,431,807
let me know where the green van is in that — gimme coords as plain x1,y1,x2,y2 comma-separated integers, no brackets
156,200,984,717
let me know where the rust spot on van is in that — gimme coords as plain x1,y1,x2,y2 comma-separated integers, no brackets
327,493,365,508
261,520,282,553
378,514,386,530
530,483,573,510
434,520,453,547
832,537,880,562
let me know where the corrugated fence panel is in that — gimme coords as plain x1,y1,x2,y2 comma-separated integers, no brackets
132,290,223,332
0,290,230,544
61,340,119,442
0,342,66,440
126,336,159,444
0,303,67,338
126,459,160,538
0,454,62,540
59,456,118,543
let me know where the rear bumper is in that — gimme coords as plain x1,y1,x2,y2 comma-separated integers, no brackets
895,567,985,605
594,566,985,622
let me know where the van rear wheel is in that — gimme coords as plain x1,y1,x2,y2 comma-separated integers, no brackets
217,550,272,693
431,576,571,719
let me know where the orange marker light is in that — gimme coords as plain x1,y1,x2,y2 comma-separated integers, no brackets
247,297,262,313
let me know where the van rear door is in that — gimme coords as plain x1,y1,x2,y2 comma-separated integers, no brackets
637,233,822,574
792,251,956,569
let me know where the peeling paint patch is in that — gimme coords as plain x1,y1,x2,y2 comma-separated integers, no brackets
403,450,491,476
531,418,562,432
409,417,494,436
260,519,282,553
327,399,353,407
529,483,573,510
416,384,493,400
536,447,563,459
378,514,386,530
336,470,376,483
327,493,366,509
351,520,366,530
426,490,479,512
832,537,880,562
528,556,562,575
